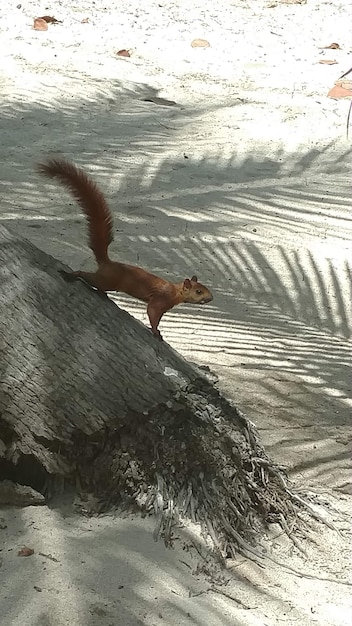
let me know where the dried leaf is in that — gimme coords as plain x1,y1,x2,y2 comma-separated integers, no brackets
18,546,34,557
335,79,352,90
318,59,338,65
116,49,131,57
327,85,352,99
81,18,89,24
33,18,48,31
38,15,62,24
191,38,210,48
322,43,340,50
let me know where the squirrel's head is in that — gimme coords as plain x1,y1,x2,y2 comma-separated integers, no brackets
182,275,213,304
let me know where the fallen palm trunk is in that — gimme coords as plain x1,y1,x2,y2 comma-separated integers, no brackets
0,224,310,555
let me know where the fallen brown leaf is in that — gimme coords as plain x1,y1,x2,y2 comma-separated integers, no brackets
191,38,210,48
327,85,352,99
335,79,352,90
33,18,48,31
18,546,34,557
38,15,62,24
318,59,338,65
116,49,131,57
81,18,89,24
323,43,340,50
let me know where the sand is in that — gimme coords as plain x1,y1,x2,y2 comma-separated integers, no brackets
0,0,351,624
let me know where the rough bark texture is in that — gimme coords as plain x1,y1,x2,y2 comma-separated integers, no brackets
0,224,306,555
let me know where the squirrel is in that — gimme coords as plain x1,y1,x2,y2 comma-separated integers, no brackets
38,159,213,339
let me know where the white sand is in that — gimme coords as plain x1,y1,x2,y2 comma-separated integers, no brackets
0,0,351,624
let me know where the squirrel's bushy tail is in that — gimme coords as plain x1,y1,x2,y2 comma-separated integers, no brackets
38,159,113,265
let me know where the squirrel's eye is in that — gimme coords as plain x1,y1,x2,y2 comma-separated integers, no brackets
196,289,203,295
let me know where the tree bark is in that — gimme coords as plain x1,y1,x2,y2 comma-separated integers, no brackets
0,224,306,555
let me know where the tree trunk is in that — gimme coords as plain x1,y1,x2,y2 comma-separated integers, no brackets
0,224,307,556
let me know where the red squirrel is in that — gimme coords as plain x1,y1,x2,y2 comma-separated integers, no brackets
38,159,213,339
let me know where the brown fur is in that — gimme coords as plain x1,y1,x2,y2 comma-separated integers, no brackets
38,159,213,338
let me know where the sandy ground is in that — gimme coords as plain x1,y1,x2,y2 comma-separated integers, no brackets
0,0,352,624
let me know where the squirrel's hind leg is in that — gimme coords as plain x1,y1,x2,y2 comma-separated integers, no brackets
58,269,109,299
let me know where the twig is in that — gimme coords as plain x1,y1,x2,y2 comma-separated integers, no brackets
263,555,352,586
220,514,267,565
279,513,307,557
38,552,59,562
339,66,352,79
274,472,340,532
210,585,255,610
347,101,352,139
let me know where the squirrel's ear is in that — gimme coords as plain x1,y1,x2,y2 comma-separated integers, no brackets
183,278,192,290
191,275,198,283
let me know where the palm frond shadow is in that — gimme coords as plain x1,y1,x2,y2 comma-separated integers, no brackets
107,148,350,436
1,59,351,626
0,76,350,435
118,235,351,424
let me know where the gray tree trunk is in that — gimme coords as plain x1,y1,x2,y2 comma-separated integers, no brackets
0,224,306,556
